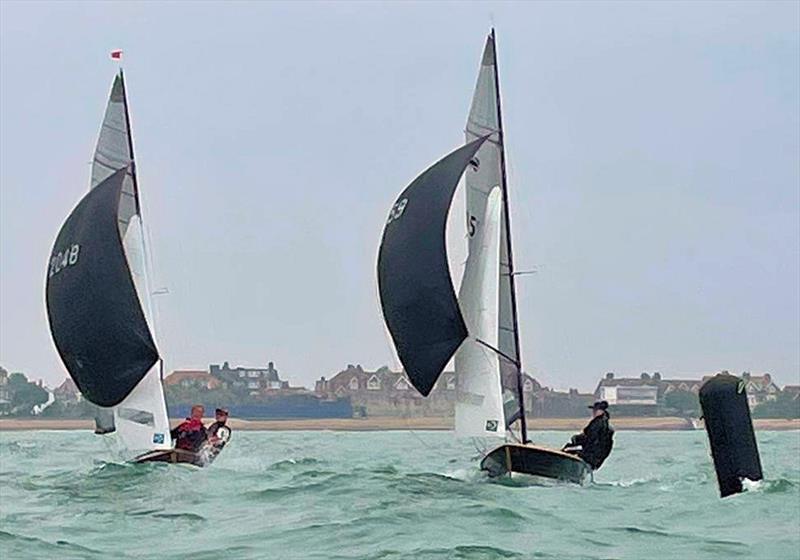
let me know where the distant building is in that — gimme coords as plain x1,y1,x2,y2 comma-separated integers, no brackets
661,377,703,395
594,372,661,414
593,370,784,414
210,361,288,395
164,370,222,390
532,387,595,418
53,378,82,403
316,364,541,418
735,372,780,407
315,364,442,417
783,385,800,401
0,368,11,415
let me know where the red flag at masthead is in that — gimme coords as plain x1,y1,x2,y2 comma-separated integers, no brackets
110,50,123,60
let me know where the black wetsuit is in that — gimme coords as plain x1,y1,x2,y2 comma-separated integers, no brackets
207,421,229,439
570,413,614,469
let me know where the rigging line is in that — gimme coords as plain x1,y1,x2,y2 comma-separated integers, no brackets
471,438,489,461
404,420,453,461
475,337,520,368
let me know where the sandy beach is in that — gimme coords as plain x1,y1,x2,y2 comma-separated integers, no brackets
0,416,797,431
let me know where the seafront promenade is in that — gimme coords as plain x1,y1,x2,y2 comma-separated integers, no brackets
1,417,798,431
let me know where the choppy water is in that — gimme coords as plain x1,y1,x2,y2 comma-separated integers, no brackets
0,429,798,560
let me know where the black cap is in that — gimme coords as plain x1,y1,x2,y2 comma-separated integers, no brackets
588,400,609,411
215,407,229,415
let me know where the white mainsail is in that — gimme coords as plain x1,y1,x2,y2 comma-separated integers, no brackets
91,72,172,456
454,187,505,440
464,34,523,431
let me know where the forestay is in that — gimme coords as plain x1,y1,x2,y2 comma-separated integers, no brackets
378,137,488,396
465,33,524,431
454,187,505,439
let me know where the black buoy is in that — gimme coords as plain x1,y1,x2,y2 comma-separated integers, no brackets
699,373,763,497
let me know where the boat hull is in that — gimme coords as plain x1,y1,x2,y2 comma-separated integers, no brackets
133,445,222,468
480,443,592,485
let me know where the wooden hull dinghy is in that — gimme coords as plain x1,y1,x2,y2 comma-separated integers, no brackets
376,30,609,487
134,443,223,468
46,68,179,462
480,443,592,485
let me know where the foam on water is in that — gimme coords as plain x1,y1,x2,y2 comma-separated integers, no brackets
0,430,798,559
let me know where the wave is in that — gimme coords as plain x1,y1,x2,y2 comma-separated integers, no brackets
743,477,796,494
0,530,110,560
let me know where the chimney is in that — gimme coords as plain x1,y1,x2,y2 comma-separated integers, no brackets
763,373,771,383
742,371,750,380
605,372,615,380
653,372,661,380
641,372,650,380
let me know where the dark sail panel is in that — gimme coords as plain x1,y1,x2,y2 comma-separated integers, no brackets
378,137,488,396
46,168,159,407
699,373,763,498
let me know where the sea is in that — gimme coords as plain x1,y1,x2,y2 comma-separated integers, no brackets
0,429,798,560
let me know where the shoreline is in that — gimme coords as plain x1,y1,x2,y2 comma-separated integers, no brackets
0,417,798,432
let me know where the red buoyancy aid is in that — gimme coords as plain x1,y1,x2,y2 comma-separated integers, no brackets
175,418,206,450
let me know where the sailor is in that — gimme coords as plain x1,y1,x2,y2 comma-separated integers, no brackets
564,400,614,469
207,407,232,448
170,404,208,452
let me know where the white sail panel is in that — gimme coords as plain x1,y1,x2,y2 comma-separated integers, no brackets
464,35,521,426
123,215,157,334
114,160,170,459
112,364,173,456
454,187,505,440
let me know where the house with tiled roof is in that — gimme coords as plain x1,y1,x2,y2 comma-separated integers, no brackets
165,370,222,390
739,372,780,407
54,378,82,403
593,372,661,414
209,361,287,395
783,385,800,401
316,364,541,417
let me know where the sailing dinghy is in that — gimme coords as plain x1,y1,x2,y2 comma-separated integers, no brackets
46,70,221,467
378,30,591,485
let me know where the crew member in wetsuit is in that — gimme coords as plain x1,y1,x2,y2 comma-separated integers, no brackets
170,404,208,452
564,400,614,470
206,408,232,449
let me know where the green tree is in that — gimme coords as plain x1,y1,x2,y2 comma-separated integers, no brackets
752,394,800,419
8,372,49,415
663,389,700,415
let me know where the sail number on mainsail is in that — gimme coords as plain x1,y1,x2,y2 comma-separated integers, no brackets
48,244,81,277
386,198,408,225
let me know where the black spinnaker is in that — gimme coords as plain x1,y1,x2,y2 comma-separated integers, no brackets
46,167,159,408
377,136,488,396
699,373,764,497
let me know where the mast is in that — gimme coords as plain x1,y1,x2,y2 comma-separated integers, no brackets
491,28,528,444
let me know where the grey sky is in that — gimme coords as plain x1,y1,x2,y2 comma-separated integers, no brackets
1,1,798,392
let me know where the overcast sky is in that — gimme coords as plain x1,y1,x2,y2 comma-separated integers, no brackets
1,1,798,391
